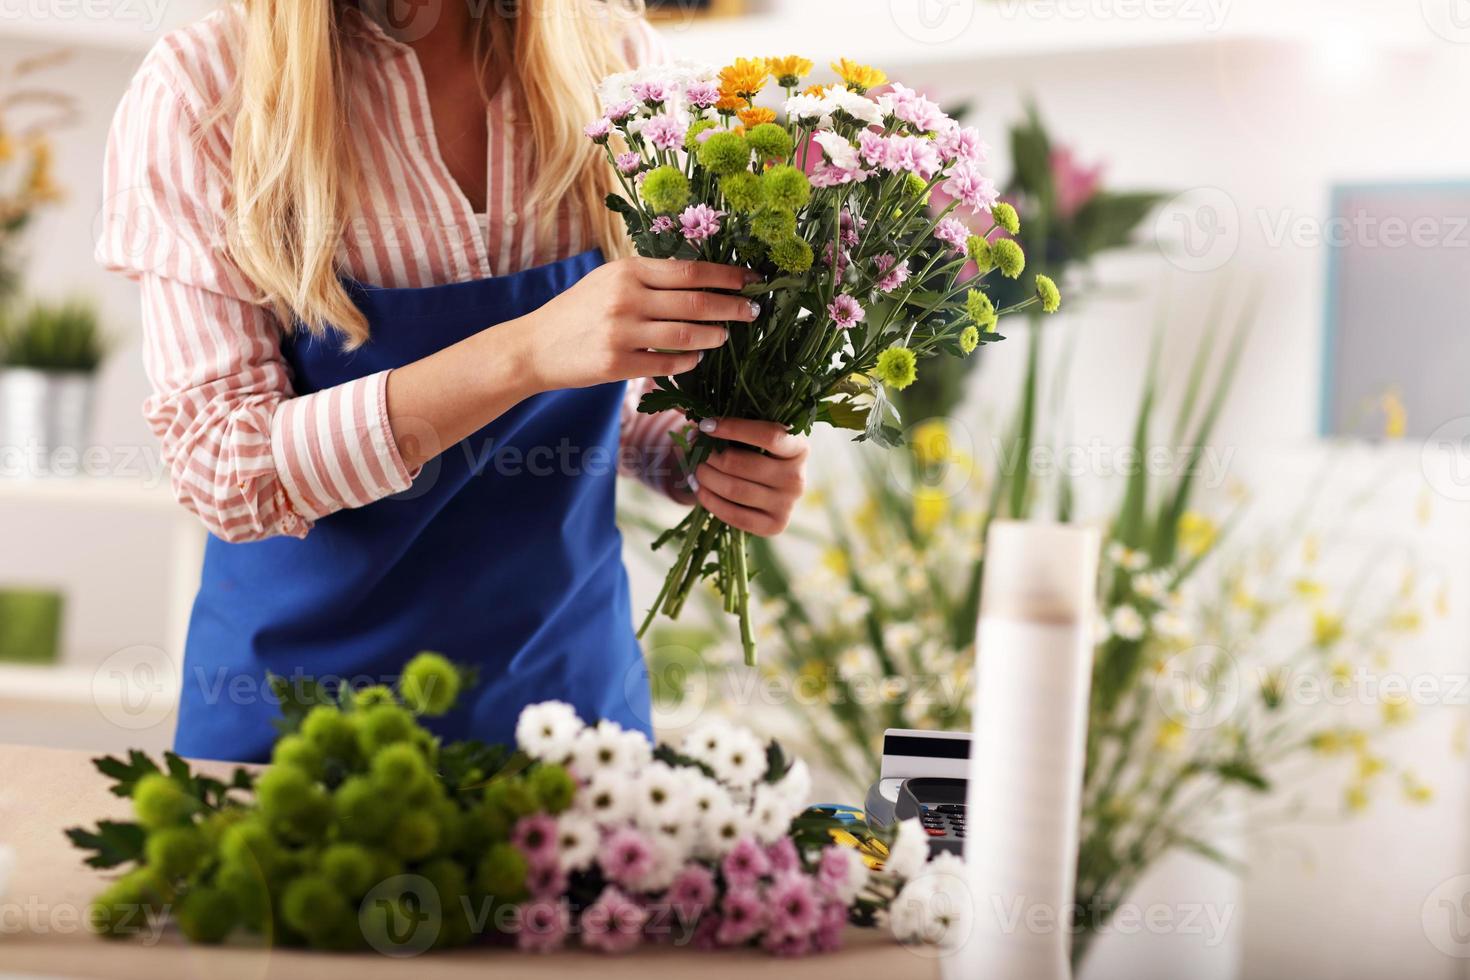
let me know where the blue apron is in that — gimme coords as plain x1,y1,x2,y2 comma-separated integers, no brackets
175,249,651,761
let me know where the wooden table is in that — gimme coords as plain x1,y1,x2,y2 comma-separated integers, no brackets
0,745,937,980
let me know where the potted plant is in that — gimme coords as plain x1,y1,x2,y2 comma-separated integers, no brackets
0,299,108,473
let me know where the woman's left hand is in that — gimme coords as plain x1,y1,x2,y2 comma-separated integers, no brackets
678,418,809,537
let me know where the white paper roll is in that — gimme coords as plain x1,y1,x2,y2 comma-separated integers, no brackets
947,521,1100,980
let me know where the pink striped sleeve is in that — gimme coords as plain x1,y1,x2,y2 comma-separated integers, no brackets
97,30,412,542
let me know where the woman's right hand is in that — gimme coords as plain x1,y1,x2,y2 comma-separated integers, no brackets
517,257,760,393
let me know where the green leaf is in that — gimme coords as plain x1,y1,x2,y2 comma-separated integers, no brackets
1070,191,1167,257
741,274,810,297
65,820,148,869
1213,760,1270,792
94,751,162,799
817,398,870,432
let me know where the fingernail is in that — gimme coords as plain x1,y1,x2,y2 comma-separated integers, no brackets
697,351,705,364
747,300,761,318
687,474,700,491
699,418,718,434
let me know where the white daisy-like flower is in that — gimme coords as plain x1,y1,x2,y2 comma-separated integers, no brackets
827,87,883,126
681,719,732,766
554,812,600,873
515,701,583,764
696,793,748,857
632,761,687,829
784,93,832,124
812,130,861,171
712,728,768,788
570,719,651,777
883,818,930,881
883,622,923,656
889,852,972,947
1109,605,1147,642
1152,610,1191,640
576,767,635,825
771,758,812,816
837,645,876,682
838,593,872,622
1132,571,1168,600
748,783,795,844
1108,543,1149,572
878,675,908,704
679,768,725,823
641,830,694,891
648,817,698,866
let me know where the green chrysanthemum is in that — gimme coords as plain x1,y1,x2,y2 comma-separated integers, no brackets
959,325,981,355
1035,274,1061,314
300,704,358,761
992,202,1021,236
698,131,751,176
761,165,811,210
528,764,576,813
721,171,765,213
642,165,691,213
992,238,1026,279
351,684,396,709
751,206,797,244
145,825,208,879
132,774,197,830
271,734,323,779
175,887,237,945
746,122,795,161
966,234,992,274
684,119,718,151
477,842,529,901
769,235,814,274
966,289,998,332
399,651,459,717
875,346,918,391
905,173,930,199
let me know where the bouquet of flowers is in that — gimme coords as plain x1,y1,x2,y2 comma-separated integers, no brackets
589,56,1059,663
70,654,951,957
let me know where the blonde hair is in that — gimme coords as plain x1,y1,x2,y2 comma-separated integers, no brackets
227,0,638,347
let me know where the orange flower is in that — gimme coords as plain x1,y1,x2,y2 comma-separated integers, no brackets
720,57,770,100
831,58,887,94
737,106,777,129
766,55,813,88
802,83,831,98
715,85,748,114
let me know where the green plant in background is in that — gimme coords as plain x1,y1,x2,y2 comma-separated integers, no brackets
0,587,63,664
637,292,1445,968
0,50,75,304
0,299,107,372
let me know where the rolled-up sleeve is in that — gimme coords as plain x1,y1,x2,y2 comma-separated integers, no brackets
96,41,412,542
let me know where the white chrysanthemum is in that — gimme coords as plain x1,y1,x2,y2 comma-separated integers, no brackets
889,853,973,947
1109,605,1147,642
679,768,725,824
570,720,651,777
515,701,583,764
747,783,792,844
878,676,908,704
644,827,696,890
696,792,749,857
576,767,636,825
632,761,687,829
837,645,876,681
784,93,832,124
1133,571,1168,600
681,719,732,766
837,593,872,622
648,817,698,866
554,812,600,873
827,87,883,126
1108,543,1149,572
1152,610,1191,640
883,622,923,656
812,130,861,171
712,728,768,788
883,818,930,881
772,758,812,815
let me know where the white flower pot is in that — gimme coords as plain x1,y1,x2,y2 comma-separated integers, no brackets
0,367,96,475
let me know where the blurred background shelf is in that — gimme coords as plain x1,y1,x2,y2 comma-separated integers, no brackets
0,474,180,515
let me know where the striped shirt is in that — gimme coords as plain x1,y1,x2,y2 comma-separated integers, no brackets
95,6,682,543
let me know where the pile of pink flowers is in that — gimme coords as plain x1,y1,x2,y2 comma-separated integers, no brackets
506,702,874,955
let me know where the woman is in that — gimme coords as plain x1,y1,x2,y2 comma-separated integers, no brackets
96,0,807,761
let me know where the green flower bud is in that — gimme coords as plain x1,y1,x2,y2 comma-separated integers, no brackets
145,825,208,879
761,164,811,210
528,764,576,814
966,289,998,332
875,347,918,391
356,704,418,756
966,234,992,273
320,842,380,898
215,864,270,930
720,171,765,213
132,774,197,830
751,205,797,244
333,775,396,842
399,651,460,717
282,874,350,943
175,886,238,945
992,201,1020,236
959,325,981,355
905,173,931,201
87,869,170,939
483,777,538,820
698,131,751,176
300,705,358,762
684,118,718,152
351,684,397,709
1036,273,1061,314
477,841,528,901
219,818,281,876
769,235,814,274
271,734,324,779
746,122,794,161
642,165,691,214
255,765,330,842
390,810,440,862
991,238,1025,279
369,741,433,799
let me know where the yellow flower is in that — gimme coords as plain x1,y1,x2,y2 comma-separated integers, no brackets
1154,719,1186,752
1308,730,1344,755
1381,389,1407,439
1345,729,1367,751
737,106,777,129
0,129,13,164
25,137,62,203
831,58,887,93
1388,609,1422,632
802,83,831,98
1329,660,1353,684
1356,752,1386,780
715,86,749,114
1381,694,1414,726
1176,511,1218,559
1293,578,1325,600
910,419,952,469
913,487,947,536
821,546,849,578
1344,783,1370,813
766,55,813,87
1402,772,1434,805
720,58,770,100
1312,609,1344,648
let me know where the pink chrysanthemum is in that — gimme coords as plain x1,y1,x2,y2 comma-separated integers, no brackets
943,161,999,214
584,118,612,143
886,82,947,134
935,216,971,252
686,80,721,108
765,872,821,940
821,241,850,277
887,135,942,181
766,837,800,875
650,215,676,234
809,164,868,188
616,151,643,175
721,837,771,890
643,113,688,152
813,900,847,952
605,99,639,123
581,886,648,954
873,253,910,293
936,121,989,167
632,79,669,105
600,827,656,889
512,814,559,868
526,861,569,899
516,898,572,953
680,204,725,243
667,863,717,922
716,887,766,946
839,210,862,248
